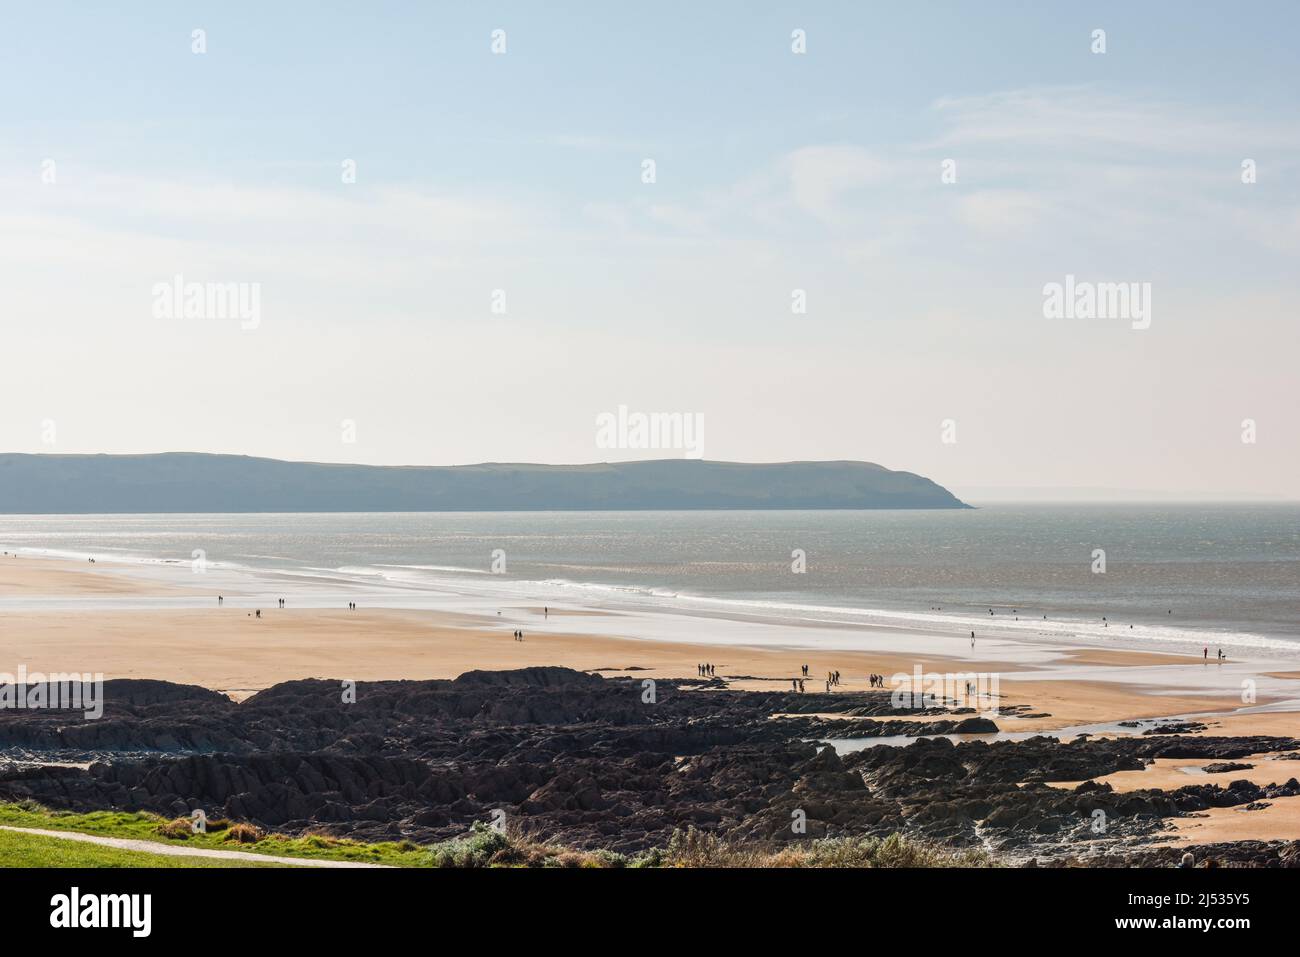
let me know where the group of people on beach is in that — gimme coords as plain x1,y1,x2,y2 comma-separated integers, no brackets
868,673,885,688
513,630,524,641
786,666,854,693
697,663,716,677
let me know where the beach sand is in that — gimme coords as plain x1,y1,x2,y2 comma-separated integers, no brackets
1046,756,1300,793
1168,795,1300,844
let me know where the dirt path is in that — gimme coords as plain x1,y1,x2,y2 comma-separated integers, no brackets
0,825,392,867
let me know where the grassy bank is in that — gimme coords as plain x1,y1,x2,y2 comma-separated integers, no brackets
0,802,424,866
0,828,286,867
0,802,994,868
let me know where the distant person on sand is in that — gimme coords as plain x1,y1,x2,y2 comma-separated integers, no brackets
255,609,261,619
1203,646,1208,661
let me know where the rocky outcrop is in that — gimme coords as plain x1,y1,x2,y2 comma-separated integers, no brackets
1,669,1296,865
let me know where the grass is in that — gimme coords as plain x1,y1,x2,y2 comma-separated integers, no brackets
0,802,995,869
0,827,284,868
0,802,426,867
648,827,997,868
419,821,995,868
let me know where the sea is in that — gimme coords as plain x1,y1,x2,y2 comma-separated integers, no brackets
1,504,1297,659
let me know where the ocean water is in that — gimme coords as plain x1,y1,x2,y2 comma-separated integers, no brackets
1,505,1297,654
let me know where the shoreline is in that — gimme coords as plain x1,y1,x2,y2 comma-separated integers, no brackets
4,541,1296,660
5,546,1294,665
1,553,1296,721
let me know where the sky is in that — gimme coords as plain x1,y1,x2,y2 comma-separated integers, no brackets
1,1,1297,500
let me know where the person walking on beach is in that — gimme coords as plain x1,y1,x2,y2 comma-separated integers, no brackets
255,609,261,619
1203,646,1208,662
218,595,223,606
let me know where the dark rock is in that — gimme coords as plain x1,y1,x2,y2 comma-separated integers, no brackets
1,668,1296,865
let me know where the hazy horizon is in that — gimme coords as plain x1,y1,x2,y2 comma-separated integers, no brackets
3,3,1296,501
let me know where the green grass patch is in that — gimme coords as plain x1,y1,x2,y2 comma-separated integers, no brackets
0,802,426,867
0,828,283,868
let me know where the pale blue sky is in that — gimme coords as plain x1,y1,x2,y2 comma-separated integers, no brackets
2,2,1297,497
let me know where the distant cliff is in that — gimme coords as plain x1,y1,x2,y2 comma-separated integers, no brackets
0,454,970,513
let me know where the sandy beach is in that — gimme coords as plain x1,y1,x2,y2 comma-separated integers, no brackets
0,555,1274,721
